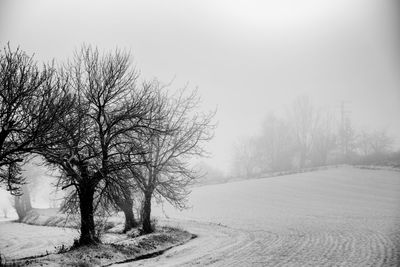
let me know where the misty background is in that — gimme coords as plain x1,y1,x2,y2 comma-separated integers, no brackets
0,0,399,210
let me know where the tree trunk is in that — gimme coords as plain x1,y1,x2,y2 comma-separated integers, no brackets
122,203,137,233
78,185,99,246
141,191,153,234
14,184,32,221
115,193,137,233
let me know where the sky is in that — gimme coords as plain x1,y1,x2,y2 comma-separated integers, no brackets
1,0,399,172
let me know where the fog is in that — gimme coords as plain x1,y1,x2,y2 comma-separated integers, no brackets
1,0,400,210
1,0,399,173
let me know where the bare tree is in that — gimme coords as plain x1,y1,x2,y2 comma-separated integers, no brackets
355,130,394,164
367,130,393,155
309,111,336,166
0,44,70,194
231,136,263,178
13,184,32,221
102,173,139,233
127,82,215,233
12,160,54,221
357,130,373,157
337,117,357,163
38,45,156,245
259,113,295,172
289,96,320,168
231,114,297,177
96,81,169,233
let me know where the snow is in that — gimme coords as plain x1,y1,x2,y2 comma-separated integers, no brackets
0,222,78,260
130,166,400,266
20,227,192,266
1,166,399,266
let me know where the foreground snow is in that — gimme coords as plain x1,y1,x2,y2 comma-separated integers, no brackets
0,222,78,260
128,166,400,266
0,221,192,266
0,166,399,266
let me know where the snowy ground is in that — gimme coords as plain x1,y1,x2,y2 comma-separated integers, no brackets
126,166,400,266
1,166,399,266
0,221,192,266
0,222,78,260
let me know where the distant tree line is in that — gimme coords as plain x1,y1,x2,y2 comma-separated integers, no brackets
0,44,215,246
232,96,397,178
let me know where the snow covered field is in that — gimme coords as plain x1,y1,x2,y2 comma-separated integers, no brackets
141,166,400,266
0,222,78,260
1,166,399,266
